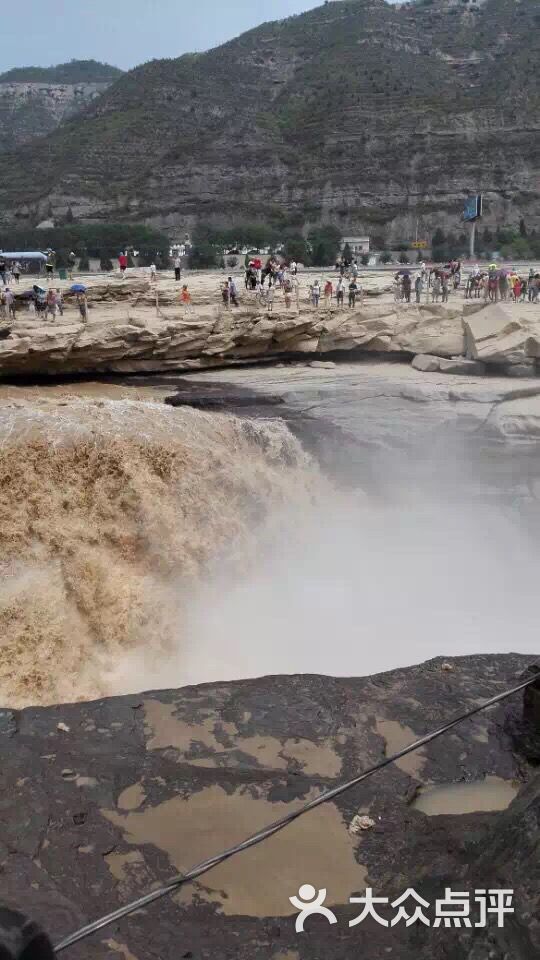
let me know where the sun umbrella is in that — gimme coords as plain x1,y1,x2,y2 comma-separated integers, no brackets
70,283,87,293
32,285,46,295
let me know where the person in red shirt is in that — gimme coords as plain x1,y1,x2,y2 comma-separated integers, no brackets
118,253,128,276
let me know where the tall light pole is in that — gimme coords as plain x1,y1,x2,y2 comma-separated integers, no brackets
469,220,477,260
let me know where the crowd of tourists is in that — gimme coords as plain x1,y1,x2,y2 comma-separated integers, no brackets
214,255,365,311
465,265,539,302
1,244,539,325
390,259,540,305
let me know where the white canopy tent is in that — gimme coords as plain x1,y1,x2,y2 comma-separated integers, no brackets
0,252,47,261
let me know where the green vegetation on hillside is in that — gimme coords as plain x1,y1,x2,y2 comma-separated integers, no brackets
0,60,123,84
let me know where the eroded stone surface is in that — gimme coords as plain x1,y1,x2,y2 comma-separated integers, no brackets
1,653,538,960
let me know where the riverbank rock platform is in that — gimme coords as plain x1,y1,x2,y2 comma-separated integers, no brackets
1,274,538,378
1,653,539,960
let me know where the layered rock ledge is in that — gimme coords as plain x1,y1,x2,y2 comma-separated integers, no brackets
1,276,538,378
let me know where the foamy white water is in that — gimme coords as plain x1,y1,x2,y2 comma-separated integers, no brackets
114,494,540,692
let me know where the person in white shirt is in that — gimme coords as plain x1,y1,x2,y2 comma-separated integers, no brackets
3,288,15,319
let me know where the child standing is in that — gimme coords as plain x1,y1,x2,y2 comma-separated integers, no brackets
181,284,192,311
45,288,57,320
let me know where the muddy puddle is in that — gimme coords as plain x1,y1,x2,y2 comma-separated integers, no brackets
412,776,519,816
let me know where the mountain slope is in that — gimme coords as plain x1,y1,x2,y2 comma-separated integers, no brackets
0,60,123,150
0,0,538,241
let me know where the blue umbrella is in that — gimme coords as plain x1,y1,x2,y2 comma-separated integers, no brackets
70,283,87,293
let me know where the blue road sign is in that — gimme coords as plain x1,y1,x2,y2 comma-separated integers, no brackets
463,195,482,222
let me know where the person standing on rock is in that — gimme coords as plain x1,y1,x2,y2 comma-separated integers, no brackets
402,273,412,303
290,273,300,312
311,281,321,308
174,256,182,282
498,269,509,302
3,288,15,320
228,277,239,307
45,254,54,282
283,276,293,309
56,289,64,316
324,279,333,308
415,274,423,303
12,261,21,284
348,278,358,308
0,258,6,286
441,273,450,303
45,288,57,321
76,293,87,322
267,284,275,313
431,273,441,303
336,276,345,308
118,252,128,277
180,284,193,314
68,251,77,280
290,259,298,276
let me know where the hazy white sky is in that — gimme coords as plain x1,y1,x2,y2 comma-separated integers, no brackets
2,0,324,72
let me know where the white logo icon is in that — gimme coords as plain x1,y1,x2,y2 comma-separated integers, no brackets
289,884,338,933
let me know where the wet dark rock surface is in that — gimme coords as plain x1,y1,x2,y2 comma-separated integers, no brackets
1,653,538,960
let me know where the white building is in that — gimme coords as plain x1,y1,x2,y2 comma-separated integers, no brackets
340,236,370,257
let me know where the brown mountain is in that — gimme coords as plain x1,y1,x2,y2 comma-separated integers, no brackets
0,0,538,242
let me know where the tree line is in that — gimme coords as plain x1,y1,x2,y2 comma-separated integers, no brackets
189,223,343,269
0,224,171,271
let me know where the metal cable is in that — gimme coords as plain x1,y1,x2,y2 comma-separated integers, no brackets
55,670,539,952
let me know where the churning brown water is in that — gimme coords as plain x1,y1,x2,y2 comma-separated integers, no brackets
2,394,540,709
0,399,320,707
